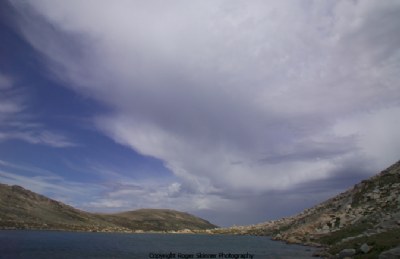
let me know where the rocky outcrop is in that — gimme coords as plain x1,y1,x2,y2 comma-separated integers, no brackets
274,161,399,244
213,160,400,257
338,248,356,259
379,245,400,259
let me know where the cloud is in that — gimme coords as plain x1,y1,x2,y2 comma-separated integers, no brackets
0,160,99,206
84,180,232,216
0,159,54,176
0,74,24,117
7,0,400,224
0,74,13,90
1,130,78,147
333,106,400,169
0,72,77,147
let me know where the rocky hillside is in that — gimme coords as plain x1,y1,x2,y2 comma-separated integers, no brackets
0,183,217,232
214,160,400,258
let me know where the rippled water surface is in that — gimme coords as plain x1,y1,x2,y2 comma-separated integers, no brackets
0,231,316,258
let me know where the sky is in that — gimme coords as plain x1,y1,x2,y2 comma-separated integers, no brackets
0,0,399,227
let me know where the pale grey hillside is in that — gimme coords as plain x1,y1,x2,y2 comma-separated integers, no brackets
214,160,400,258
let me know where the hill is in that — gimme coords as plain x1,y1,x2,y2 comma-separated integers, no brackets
213,160,400,258
98,209,217,232
0,183,217,232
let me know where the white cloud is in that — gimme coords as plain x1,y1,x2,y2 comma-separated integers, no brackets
0,73,77,147
0,74,24,118
83,179,228,213
0,167,97,207
8,0,400,223
0,130,77,147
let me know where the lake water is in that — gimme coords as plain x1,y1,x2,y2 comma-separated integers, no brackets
0,231,316,258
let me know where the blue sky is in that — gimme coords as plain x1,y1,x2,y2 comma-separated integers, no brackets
1,0,400,227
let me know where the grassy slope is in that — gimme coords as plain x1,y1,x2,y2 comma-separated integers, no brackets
98,209,217,231
0,184,119,230
0,183,217,231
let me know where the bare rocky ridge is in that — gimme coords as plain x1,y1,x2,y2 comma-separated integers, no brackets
0,183,217,232
213,160,400,258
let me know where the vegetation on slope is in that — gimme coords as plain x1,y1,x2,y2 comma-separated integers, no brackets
104,209,216,231
0,183,217,232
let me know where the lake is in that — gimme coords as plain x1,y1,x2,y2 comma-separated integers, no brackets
0,231,316,258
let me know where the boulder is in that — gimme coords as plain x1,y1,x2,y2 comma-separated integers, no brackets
312,249,332,258
338,248,356,259
360,243,371,254
285,236,301,244
379,246,400,259
321,224,330,233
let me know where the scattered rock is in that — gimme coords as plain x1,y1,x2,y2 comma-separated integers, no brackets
321,224,330,233
312,249,331,258
360,243,371,254
341,236,356,243
338,248,356,259
285,236,300,244
209,160,400,253
379,245,400,259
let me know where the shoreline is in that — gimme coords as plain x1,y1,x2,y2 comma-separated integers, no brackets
0,226,329,257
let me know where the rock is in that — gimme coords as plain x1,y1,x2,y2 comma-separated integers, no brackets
312,249,331,258
286,236,301,244
338,248,356,259
360,243,371,254
341,236,356,243
320,224,330,233
379,245,400,259
373,194,380,199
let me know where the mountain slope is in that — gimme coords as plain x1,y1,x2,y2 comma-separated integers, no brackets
0,183,217,232
214,160,400,257
99,209,216,232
